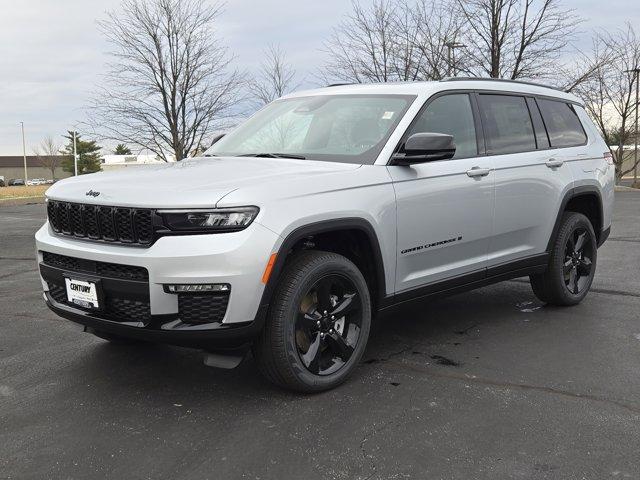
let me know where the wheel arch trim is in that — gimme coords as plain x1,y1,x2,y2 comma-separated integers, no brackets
547,185,604,252
255,218,387,326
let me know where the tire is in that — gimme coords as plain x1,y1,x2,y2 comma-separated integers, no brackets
253,250,372,393
530,212,597,306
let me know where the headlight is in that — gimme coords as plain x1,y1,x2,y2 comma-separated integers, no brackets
158,206,259,232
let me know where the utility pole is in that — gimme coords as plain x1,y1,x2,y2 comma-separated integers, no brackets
633,69,639,185
20,122,28,182
445,41,466,77
73,131,78,176
625,68,640,186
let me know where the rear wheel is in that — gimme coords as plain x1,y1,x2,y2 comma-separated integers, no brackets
530,212,597,306
253,250,371,392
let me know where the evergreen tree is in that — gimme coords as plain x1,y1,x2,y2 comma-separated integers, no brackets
61,131,102,175
113,143,132,155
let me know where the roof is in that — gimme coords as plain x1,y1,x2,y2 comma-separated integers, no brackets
285,78,583,105
0,155,70,168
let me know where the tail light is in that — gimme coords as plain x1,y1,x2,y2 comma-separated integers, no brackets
604,151,614,165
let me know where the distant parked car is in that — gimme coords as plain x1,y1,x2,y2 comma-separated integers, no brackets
27,178,46,186
0,176,5,187
8,179,25,186
44,179,56,185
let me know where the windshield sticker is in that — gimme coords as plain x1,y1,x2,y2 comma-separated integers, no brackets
382,111,395,120
401,236,463,255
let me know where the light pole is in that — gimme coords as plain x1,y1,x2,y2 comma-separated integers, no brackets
20,122,28,182
629,68,639,186
73,130,78,176
445,41,466,77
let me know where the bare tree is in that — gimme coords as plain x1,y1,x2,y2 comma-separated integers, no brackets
250,44,298,105
88,0,243,161
455,0,581,80
33,136,62,180
321,0,413,83
412,0,467,80
573,25,640,182
321,0,457,84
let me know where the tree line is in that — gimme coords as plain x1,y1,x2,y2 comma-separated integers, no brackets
46,0,640,181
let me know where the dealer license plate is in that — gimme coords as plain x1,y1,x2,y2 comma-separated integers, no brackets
65,278,100,309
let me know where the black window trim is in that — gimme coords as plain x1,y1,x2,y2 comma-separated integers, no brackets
388,88,589,165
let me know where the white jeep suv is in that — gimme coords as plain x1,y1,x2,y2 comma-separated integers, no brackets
36,79,615,392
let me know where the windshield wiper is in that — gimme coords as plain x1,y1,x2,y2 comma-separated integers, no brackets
237,153,306,160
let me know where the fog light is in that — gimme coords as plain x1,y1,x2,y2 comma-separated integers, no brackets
164,284,230,293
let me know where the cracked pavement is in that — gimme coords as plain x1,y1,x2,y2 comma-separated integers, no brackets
1,192,640,480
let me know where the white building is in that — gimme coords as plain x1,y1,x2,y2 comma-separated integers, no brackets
100,154,175,171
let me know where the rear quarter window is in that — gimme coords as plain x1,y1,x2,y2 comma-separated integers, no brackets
536,99,587,148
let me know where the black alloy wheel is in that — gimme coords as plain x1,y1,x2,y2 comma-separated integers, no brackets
294,274,363,376
253,250,372,392
530,212,597,306
563,227,594,295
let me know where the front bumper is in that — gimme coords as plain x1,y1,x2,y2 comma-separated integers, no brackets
36,221,281,347
44,293,266,349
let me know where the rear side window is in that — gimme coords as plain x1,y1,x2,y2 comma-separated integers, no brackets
477,94,536,155
406,93,478,159
536,99,587,148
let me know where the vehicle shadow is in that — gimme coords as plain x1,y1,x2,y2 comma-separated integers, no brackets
64,279,543,400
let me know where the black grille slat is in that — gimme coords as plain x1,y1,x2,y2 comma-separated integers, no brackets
58,203,71,234
83,206,100,239
115,208,135,242
98,207,116,241
42,251,148,281
47,201,154,246
134,210,153,244
47,201,60,232
178,294,230,324
69,204,85,237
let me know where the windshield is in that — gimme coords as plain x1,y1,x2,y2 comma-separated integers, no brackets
205,94,416,164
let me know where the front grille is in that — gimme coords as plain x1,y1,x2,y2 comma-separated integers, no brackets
42,251,148,281
179,294,229,324
47,201,155,246
105,297,151,323
48,278,152,323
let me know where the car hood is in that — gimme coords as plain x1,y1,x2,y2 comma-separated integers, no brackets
45,157,362,208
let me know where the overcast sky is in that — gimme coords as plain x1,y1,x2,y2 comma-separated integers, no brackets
1,0,639,156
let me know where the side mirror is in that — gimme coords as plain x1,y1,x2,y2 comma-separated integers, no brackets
392,132,456,165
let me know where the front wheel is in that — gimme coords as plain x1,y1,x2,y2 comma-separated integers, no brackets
530,212,597,306
253,250,371,392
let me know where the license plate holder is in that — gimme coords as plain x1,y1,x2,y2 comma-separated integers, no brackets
63,274,103,311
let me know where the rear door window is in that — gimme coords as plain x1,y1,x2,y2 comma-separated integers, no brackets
536,99,587,148
477,94,537,155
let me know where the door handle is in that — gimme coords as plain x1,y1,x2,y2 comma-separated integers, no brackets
466,167,491,178
546,158,564,168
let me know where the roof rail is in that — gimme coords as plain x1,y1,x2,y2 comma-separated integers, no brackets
326,83,355,87
440,76,564,92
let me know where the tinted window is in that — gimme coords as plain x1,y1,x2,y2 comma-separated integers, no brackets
407,94,477,159
537,99,587,148
478,94,536,155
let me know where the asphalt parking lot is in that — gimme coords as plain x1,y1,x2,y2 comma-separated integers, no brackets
1,193,640,480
